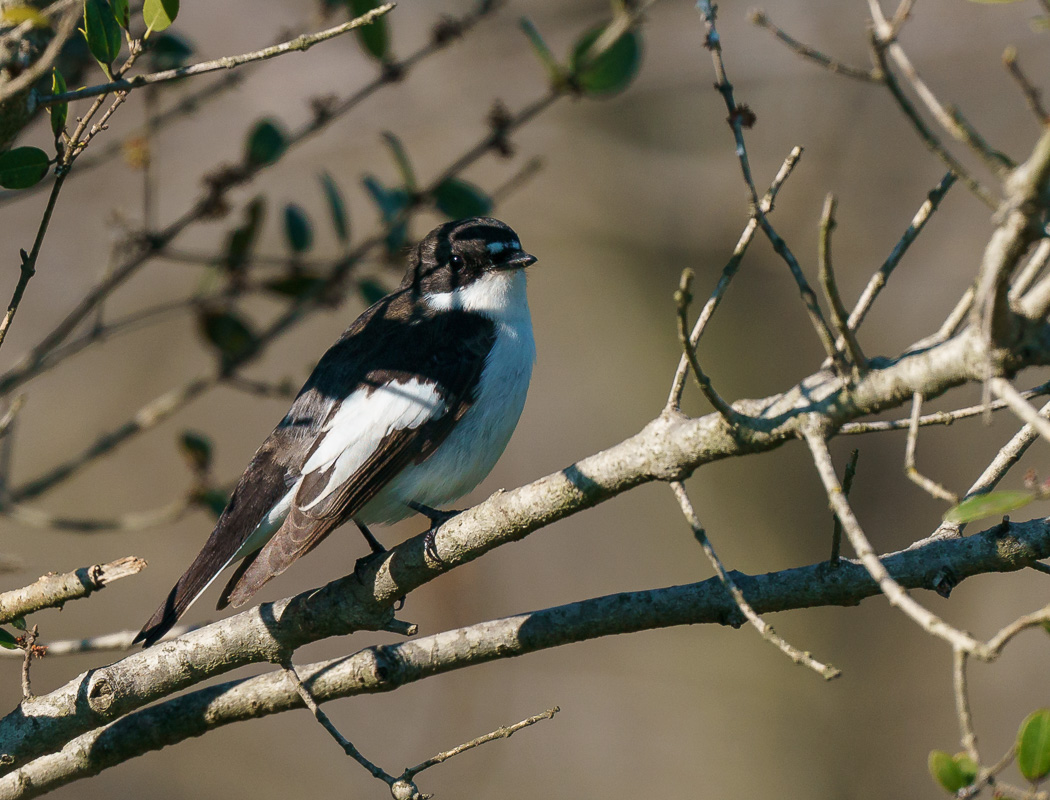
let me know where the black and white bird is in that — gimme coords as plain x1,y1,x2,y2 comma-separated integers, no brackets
136,217,537,646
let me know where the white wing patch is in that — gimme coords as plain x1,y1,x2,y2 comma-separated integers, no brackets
298,379,447,512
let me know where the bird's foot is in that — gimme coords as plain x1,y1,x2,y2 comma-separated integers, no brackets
407,502,461,565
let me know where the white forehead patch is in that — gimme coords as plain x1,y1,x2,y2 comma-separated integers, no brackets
485,240,521,255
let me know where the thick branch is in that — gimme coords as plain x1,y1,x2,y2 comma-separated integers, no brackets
3,516,1049,797
0,557,145,624
4,316,1050,773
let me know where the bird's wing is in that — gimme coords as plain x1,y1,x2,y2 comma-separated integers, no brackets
221,309,496,608
133,432,303,646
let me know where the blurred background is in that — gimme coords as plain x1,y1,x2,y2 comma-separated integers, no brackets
3,0,1050,796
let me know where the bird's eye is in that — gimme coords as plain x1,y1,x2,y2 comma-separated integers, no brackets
450,254,464,268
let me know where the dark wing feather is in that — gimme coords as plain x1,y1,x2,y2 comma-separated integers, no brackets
221,311,495,608
134,439,297,646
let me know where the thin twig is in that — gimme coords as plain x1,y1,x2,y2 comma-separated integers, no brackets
748,10,878,81
989,378,1050,444
0,623,204,657
281,659,394,785
41,5,396,106
696,2,843,369
403,707,560,779
848,171,956,332
928,397,1050,541
904,393,958,503
803,428,989,657
868,0,1010,180
953,647,979,763
1010,238,1050,302
673,270,747,427
1003,46,1049,126
2,497,191,532
839,380,1050,434
869,34,996,209
20,625,39,702
829,448,859,566
671,481,840,680
818,193,866,375
667,146,803,409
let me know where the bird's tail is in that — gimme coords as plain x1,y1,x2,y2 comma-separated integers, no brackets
133,545,237,647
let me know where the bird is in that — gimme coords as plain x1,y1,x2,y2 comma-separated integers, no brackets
135,217,537,646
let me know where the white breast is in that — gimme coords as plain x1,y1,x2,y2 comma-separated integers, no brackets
356,268,536,524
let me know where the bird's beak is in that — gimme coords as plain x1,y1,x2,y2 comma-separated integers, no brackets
496,251,537,270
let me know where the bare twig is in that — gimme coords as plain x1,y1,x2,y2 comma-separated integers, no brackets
673,270,747,427
0,624,204,657
869,36,996,209
953,647,979,762
1003,46,1049,126
804,428,988,656
696,2,842,369
748,10,878,81
989,378,1050,444
671,481,840,680
848,171,956,332
1010,239,1050,302
667,146,803,409
0,557,146,624
868,0,1010,180
2,497,191,532
840,381,1050,434
829,448,859,565
281,660,393,785
403,707,560,780
41,5,396,106
818,193,865,374
904,393,958,503
19,625,39,702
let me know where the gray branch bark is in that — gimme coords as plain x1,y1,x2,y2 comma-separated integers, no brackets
1,515,1047,797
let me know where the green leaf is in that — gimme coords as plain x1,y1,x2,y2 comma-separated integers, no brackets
49,69,67,139
147,31,194,70
0,147,49,189
346,0,389,61
359,278,387,305
954,753,978,786
193,487,229,518
319,172,349,244
82,0,122,77
1018,709,1050,782
570,25,641,97
223,196,266,274
8,617,26,632
143,0,178,34
362,175,409,222
1,7,51,27
381,131,416,192
198,308,257,367
179,430,212,472
433,178,493,219
928,750,968,793
1032,15,1050,30
520,17,563,85
943,490,1036,524
245,119,287,167
111,0,130,29
264,273,326,299
283,203,313,254
0,629,18,650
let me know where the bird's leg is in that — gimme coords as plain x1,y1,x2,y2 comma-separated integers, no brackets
407,501,462,564
353,521,387,580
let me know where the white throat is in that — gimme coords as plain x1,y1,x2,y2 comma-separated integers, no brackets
424,269,531,323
